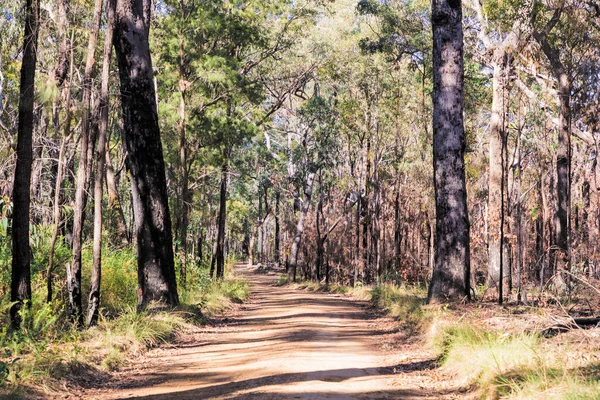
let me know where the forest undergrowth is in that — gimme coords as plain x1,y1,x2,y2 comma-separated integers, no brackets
289,275,600,399
0,246,249,399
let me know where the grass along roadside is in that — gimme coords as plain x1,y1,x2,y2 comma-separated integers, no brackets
0,258,250,399
373,283,600,398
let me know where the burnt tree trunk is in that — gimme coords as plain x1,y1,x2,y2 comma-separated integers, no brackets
114,0,179,309
428,0,470,303
11,0,39,328
215,151,229,279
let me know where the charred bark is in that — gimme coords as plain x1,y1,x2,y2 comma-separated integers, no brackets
114,0,179,309
11,0,40,328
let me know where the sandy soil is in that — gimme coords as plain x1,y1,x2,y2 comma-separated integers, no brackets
92,264,455,399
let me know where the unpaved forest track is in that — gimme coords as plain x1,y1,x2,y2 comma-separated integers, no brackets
95,264,446,399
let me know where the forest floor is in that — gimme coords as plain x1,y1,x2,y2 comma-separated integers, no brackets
84,264,462,399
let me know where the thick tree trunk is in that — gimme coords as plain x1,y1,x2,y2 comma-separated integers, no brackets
428,0,470,303
288,170,316,282
69,0,103,325
114,0,179,309
11,0,39,328
215,153,229,279
87,0,115,327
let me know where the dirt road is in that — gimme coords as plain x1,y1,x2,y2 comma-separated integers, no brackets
97,264,440,399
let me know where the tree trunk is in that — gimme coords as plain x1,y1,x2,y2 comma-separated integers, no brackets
354,189,361,286
248,225,257,266
487,51,511,295
428,0,470,303
362,139,371,283
215,151,229,279
534,18,570,292
257,187,263,264
11,0,39,328
47,39,74,303
114,0,179,309
394,185,401,273
46,125,72,303
316,176,324,282
274,191,280,266
87,0,115,327
176,33,190,286
69,0,103,325
288,170,316,282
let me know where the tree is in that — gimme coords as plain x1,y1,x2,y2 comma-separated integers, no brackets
113,0,179,309
427,0,471,303
87,0,116,326
10,0,40,328
470,0,531,300
68,0,103,325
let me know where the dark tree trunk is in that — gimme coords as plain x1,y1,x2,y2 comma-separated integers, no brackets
11,0,39,328
215,152,229,279
87,0,115,327
114,0,179,309
428,0,470,303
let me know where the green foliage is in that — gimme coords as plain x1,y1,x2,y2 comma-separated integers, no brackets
371,284,426,333
183,272,250,317
83,247,138,312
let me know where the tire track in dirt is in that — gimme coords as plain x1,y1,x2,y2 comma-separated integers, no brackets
96,264,443,399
